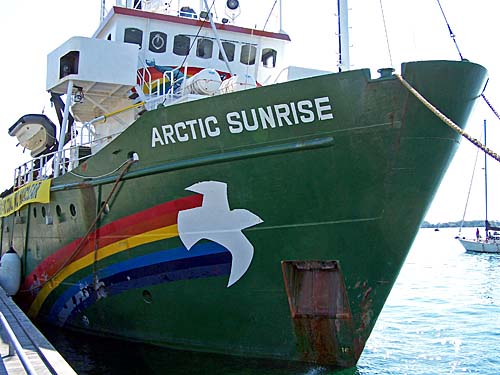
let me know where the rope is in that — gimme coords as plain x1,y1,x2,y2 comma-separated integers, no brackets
481,93,500,121
435,0,500,124
19,157,137,294
91,158,136,286
436,0,464,60
379,0,393,68
395,74,500,164
263,0,277,30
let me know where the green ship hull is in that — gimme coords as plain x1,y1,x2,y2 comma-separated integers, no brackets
2,60,486,367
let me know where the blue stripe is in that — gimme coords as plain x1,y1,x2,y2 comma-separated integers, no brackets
47,242,230,326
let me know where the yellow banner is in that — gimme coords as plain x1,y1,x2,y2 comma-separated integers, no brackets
0,179,52,217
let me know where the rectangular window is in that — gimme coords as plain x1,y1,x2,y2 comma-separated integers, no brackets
173,35,190,56
261,48,277,68
240,44,256,65
219,42,235,62
124,28,143,48
196,38,213,59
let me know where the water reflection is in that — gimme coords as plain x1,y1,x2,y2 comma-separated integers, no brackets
40,324,361,375
462,251,500,304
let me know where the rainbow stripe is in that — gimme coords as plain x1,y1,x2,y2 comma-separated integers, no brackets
23,194,232,322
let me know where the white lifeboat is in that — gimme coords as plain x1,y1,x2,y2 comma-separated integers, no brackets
181,69,222,95
218,74,257,94
9,114,57,157
0,248,22,296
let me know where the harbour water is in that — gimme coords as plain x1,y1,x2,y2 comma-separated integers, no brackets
39,228,500,374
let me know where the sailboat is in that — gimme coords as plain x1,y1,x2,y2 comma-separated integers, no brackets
0,0,488,368
458,120,500,254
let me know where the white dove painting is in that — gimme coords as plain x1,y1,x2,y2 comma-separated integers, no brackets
177,181,263,287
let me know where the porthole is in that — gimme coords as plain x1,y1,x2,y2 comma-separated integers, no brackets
149,31,167,53
41,206,46,218
69,204,77,217
56,205,62,217
100,202,110,215
142,290,153,304
33,207,37,218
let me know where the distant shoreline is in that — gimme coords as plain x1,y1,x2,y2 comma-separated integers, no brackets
421,220,500,228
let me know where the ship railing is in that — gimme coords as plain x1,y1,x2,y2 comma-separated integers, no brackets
12,142,93,190
136,60,186,110
80,121,97,146
137,62,153,99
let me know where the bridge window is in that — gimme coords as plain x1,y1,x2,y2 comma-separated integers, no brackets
219,42,235,62
240,44,256,65
173,35,191,56
261,48,277,68
124,28,143,48
149,31,167,53
196,38,213,59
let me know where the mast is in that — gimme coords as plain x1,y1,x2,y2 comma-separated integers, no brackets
484,119,489,236
101,0,106,22
337,0,350,71
279,0,284,33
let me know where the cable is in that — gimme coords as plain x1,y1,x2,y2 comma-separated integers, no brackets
263,0,277,31
458,134,482,235
379,0,394,68
68,158,131,179
436,0,464,60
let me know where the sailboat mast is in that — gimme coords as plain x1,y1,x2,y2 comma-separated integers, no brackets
101,0,106,21
484,119,489,236
337,0,350,71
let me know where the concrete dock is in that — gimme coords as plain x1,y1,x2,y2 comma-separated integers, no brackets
0,287,77,374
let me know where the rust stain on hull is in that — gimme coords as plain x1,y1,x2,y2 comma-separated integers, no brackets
281,260,358,367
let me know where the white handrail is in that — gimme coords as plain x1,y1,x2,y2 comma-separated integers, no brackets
0,312,38,375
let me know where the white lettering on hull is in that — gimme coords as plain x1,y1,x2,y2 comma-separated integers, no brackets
151,96,334,148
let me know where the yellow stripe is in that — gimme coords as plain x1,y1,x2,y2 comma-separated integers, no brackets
28,224,179,318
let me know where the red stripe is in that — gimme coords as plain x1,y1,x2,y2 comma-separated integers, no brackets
22,194,202,291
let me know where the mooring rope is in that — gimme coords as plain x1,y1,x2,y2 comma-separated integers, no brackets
395,74,500,164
